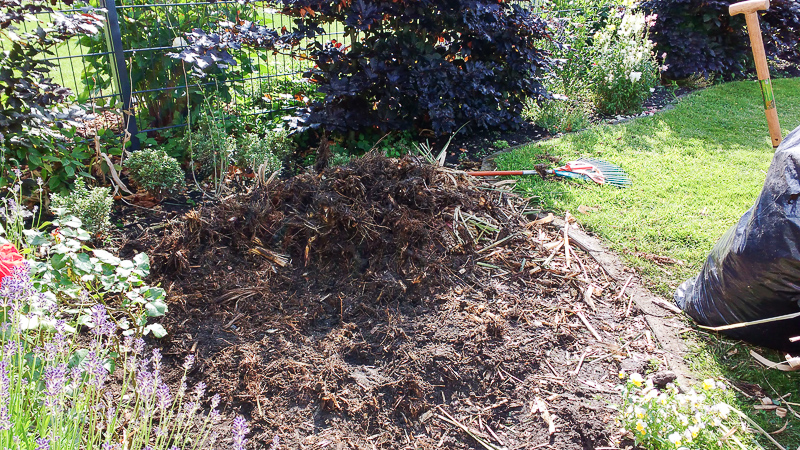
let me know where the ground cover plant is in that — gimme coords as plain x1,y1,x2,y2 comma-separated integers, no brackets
496,77,800,447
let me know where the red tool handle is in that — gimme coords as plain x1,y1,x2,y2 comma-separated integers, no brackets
467,170,530,176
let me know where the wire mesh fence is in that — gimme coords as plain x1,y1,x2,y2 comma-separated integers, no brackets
6,0,606,148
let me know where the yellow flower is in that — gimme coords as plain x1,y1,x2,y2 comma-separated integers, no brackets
619,371,626,379
636,420,647,434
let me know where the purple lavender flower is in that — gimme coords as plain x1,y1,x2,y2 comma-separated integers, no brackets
210,393,220,409
231,416,249,450
0,262,34,311
34,437,49,450
102,443,122,450
135,363,156,399
43,363,67,411
85,351,108,389
90,304,117,338
192,381,206,399
0,360,11,430
3,341,17,358
156,382,172,410
183,354,195,371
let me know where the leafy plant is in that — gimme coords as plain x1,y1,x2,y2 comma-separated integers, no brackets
183,113,236,183
0,0,105,190
79,0,257,131
523,97,591,134
171,0,553,136
641,0,800,80
234,128,293,173
542,0,622,98
590,11,660,115
49,178,114,239
124,148,185,197
493,140,511,149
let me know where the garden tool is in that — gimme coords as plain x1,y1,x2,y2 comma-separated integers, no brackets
467,158,631,188
730,0,782,148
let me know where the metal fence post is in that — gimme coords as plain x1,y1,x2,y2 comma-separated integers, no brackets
101,0,140,149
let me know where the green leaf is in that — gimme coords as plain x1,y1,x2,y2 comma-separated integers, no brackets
133,253,150,272
145,299,167,317
93,249,121,266
72,252,94,273
144,323,168,338
68,348,89,369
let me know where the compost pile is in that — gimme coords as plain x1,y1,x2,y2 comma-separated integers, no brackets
137,154,656,449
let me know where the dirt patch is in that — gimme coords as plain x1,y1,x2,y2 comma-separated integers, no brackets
127,154,660,449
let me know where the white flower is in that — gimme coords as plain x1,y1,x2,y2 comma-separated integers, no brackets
630,373,644,387
629,71,642,83
668,432,682,446
650,88,656,93
702,378,716,390
713,402,731,419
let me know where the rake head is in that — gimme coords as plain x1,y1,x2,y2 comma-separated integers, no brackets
553,158,631,188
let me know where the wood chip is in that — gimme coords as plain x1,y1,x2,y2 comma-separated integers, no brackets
532,397,556,435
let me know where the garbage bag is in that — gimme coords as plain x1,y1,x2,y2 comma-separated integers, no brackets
675,125,800,352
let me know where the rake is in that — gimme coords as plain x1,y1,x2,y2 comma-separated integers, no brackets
467,158,631,188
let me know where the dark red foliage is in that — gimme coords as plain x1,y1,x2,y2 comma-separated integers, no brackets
171,0,553,136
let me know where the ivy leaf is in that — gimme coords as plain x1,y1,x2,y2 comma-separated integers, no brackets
144,323,168,338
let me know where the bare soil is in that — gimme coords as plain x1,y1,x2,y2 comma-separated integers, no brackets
121,154,659,449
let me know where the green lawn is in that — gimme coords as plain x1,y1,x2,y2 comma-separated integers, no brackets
498,78,800,295
497,78,800,448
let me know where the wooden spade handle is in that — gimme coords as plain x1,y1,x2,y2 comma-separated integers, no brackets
730,0,782,148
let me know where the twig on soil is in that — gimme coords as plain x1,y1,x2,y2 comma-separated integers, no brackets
615,274,635,302
575,310,603,342
436,407,505,450
651,298,683,315
568,349,591,376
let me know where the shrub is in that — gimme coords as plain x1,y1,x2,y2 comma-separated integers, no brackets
590,11,660,115
50,178,113,238
543,0,621,97
0,0,105,190
641,0,800,80
234,128,293,173
171,0,553,136
124,148,185,197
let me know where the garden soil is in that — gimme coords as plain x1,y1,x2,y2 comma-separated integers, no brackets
122,154,661,449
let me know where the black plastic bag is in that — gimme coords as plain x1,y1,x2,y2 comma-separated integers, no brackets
675,125,800,352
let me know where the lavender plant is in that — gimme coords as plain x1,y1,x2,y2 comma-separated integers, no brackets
0,224,251,449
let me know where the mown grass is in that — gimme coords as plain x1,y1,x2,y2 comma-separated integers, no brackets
497,77,800,449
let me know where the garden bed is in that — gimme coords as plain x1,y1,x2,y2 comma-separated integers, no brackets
119,154,660,449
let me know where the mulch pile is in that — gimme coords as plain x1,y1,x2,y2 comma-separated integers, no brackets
129,154,659,449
